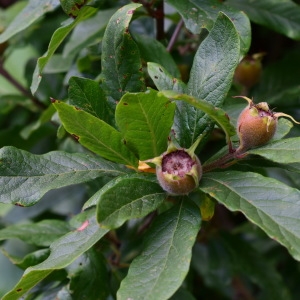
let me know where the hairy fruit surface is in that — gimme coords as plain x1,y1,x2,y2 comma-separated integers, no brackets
235,96,300,154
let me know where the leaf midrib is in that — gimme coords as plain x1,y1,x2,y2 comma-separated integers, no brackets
202,174,300,243
143,201,184,299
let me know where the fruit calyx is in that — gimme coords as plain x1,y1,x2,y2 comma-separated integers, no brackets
147,136,203,195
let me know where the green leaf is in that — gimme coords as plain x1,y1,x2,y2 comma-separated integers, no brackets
20,105,56,139
60,0,88,17
96,173,165,229
31,6,96,94
100,3,146,101
172,13,239,147
43,53,73,73
147,62,187,93
187,12,240,105
133,34,180,78
2,211,108,300
192,233,291,300
63,8,115,58
0,220,70,247
117,200,201,300
52,100,138,167
0,95,32,114
68,76,114,125
227,0,300,40
0,0,60,43
167,0,251,55
199,171,300,261
0,146,127,206
115,89,176,160
161,91,236,146
66,250,109,300
248,137,300,164
1,249,50,270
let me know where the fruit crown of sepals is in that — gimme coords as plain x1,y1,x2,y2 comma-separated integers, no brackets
234,95,300,130
146,134,204,167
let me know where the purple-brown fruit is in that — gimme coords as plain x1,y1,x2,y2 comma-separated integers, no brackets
156,149,202,195
148,136,203,195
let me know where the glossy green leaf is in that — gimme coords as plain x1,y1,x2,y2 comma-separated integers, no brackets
117,200,201,300
200,171,300,261
53,100,138,167
68,76,114,125
2,211,108,300
167,0,251,55
96,173,165,229
172,13,239,147
100,3,145,101
0,146,127,206
147,62,187,93
67,250,109,300
248,137,300,164
31,6,96,94
133,34,180,77
161,91,236,145
227,0,300,40
0,220,70,247
115,89,176,160
0,0,60,43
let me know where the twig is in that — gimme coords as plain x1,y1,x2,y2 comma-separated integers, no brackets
167,19,184,52
203,152,236,173
132,0,164,40
0,59,46,109
137,211,157,235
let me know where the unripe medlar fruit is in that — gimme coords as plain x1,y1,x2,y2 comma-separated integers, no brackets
147,136,202,195
235,96,300,154
234,53,264,89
